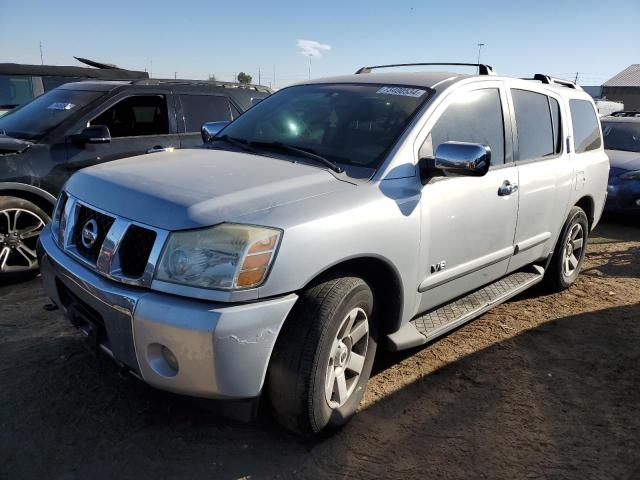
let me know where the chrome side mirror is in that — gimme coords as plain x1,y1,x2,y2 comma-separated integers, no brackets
201,121,230,143
420,141,491,182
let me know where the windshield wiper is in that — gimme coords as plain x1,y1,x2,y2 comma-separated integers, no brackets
249,141,343,173
209,135,261,155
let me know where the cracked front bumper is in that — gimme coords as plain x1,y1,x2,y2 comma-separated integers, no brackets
37,225,298,400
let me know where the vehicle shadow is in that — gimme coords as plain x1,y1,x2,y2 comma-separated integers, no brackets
2,299,639,479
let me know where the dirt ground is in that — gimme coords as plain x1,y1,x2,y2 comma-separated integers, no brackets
1,219,639,480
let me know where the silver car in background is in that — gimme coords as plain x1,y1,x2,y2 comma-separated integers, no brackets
37,63,609,435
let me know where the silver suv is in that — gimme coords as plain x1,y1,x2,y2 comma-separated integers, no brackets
37,63,609,435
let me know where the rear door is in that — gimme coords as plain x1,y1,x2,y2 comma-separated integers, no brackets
176,94,236,148
506,87,573,272
417,81,520,312
64,91,180,172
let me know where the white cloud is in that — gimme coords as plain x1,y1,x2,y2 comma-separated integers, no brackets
297,39,332,58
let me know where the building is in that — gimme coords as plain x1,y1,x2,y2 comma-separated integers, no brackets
602,64,640,110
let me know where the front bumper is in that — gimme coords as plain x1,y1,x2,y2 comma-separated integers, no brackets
38,225,298,400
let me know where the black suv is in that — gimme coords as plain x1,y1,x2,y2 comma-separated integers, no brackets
0,79,271,278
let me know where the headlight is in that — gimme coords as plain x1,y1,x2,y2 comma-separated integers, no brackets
155,223,282,290
51,191,69,246
620,170,640,180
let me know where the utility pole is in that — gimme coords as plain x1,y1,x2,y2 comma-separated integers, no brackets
39,41,44,65
574,72,579,83
258,68,261,85
273,65,276,90
308,57,311,80
150,60,153,78
476,43,485,74
174,71,177,80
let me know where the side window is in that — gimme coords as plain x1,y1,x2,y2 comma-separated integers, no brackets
550,97,563,154
512,89,554,161
570,99,601,153
91,95,169,138
179,94,232,132
0,74,34,107
420,88,505,165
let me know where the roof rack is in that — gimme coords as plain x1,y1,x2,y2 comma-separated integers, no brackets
529,74,583,90
355,63,496,76
131,78,271,92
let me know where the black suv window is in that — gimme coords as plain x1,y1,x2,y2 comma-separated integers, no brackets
512,89,554,161
91,95,169,138
180,94,232,132
570,99,601,153
420,88,505,165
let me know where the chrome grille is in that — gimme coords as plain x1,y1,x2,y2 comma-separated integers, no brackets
60,195,168,287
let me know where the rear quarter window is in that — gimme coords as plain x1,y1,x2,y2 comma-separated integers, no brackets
570,99,601,153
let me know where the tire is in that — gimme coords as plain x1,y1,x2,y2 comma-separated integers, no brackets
267,275,377,436
0,196,50,282
545,206,589,292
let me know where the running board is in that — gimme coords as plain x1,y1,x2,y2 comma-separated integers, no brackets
387,266,545,351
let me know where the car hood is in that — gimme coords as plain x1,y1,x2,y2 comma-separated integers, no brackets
606,149,640,173
65,148,352,230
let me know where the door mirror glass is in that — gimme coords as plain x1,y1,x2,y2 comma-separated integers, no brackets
72,125,111,145
201,121,230,143
420,141,491,181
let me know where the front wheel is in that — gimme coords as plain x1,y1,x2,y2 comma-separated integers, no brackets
0,196,50,281
267,275,377,436
545,206,589,292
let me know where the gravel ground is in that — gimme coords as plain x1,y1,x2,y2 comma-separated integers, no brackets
1,219,638,480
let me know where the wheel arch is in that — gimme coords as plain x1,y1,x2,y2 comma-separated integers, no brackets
299,255,405,336
574,195,595,229
0,182,56,216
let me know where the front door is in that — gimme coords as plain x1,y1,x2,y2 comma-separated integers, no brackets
417,82,519,313
65,93,180,173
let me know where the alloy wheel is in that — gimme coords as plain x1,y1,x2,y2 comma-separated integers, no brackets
562,223,584,277
0,208,45,273
325,307,369,408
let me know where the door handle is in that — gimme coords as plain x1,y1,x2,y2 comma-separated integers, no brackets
146,146,175,154
498,180,518,196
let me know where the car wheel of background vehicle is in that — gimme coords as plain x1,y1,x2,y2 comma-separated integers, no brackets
545,206,589,292
0,196,50,281
267,275,377,436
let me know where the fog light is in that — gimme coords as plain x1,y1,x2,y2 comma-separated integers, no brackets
161,345,179,372
636,199,640,207
147,343,179,377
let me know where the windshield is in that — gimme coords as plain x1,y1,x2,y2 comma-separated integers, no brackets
220,83,431,169
0,88,102,141
601,121,640,153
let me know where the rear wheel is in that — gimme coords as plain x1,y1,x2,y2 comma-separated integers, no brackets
0,196,50,281
545,206,589,292
267,275,377,436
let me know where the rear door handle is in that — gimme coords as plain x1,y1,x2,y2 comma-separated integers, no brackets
498,180,518,196
146,146,175,154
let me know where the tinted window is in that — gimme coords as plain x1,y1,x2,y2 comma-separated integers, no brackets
601,120,640,153
420,88,505,165
0,88,101,140
512,89,554,161
91,95,168,137
570,99,601,153
0,75,34,108
550,97,562,154
220,83,430,169
180,95,232,132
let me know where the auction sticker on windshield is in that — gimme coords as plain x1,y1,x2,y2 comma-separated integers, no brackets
48,103,76,110
376,86,426,98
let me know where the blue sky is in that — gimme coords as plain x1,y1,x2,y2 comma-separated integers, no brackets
2,0,638,88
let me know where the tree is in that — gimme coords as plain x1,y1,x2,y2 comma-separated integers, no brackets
237,72,252,84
